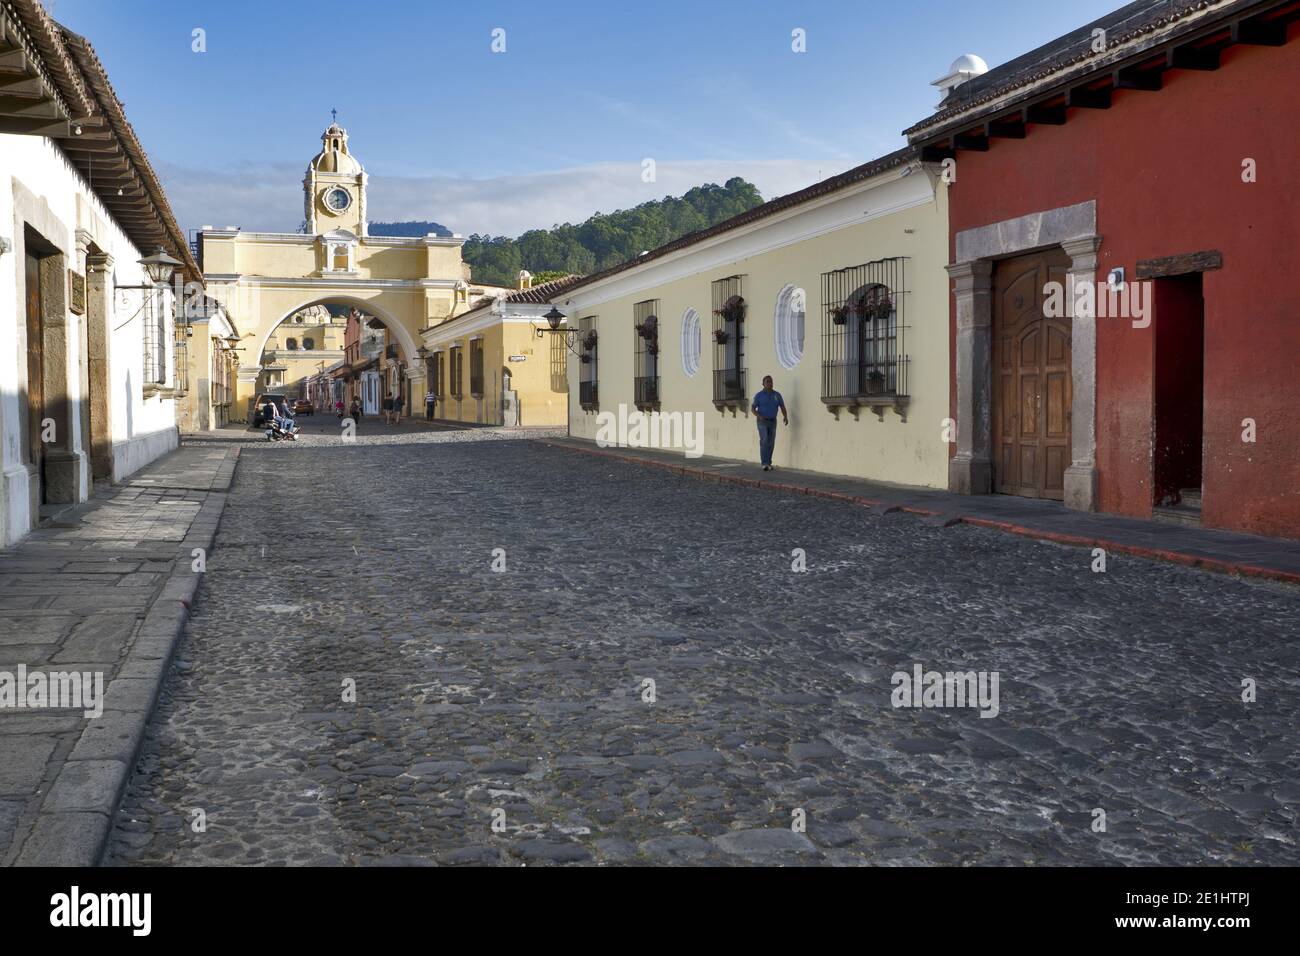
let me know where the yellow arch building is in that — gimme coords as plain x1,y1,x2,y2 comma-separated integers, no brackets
197,122,504,420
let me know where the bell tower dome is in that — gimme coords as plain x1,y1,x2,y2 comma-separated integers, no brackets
304,120,367,235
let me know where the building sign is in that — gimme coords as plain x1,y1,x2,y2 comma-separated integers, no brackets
508,355,527,362
68,270,86,315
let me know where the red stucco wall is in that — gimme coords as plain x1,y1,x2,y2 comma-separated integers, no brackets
946,35,1300,539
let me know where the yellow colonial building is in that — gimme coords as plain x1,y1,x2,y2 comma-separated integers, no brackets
175,294,242,432
556,147,952,488
197,122,504,421
420,273,577,426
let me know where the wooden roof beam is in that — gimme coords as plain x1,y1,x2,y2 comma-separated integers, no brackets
1114,64,1164,91
1232,16,1288,46
1066,85,1112,109
920,144,955,163
0,93,60,117
0,114,69,136
953,131,989,151
987,117,1026,139
1167,44,1222,70
1024,102,1067,125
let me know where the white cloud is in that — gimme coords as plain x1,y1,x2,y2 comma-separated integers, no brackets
155,158,853,238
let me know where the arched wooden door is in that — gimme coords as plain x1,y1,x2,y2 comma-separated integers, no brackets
993,249,1072,500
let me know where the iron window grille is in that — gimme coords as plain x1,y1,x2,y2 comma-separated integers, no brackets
820,256,910,418
449,347,463,399
470,340,485,397
579,315,599,410
141,289,168,386
711,275,746,406
633,299,660,410
172,330,189,396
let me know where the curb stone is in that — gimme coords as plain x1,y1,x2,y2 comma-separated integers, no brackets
13,449,239,866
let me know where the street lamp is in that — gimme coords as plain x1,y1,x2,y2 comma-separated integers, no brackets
138,247,181,285
534,305,582,354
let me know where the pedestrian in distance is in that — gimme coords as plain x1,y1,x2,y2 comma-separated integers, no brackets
425,389,436,421
751,374,788,472
382,393,393,425
349,397,361,421
391,392,402,426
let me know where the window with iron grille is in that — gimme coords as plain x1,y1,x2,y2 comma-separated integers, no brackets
173,330,189,395
210,340,222,405
820,257,909,411
141,290,167,386
578,315,599,410
470,339,484,397
450,346,463,398
633,299,660,409
711,275,746,406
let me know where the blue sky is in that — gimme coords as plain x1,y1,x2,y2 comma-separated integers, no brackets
48,0,1118,236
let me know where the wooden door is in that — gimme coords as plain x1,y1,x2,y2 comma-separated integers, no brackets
25,250,44,474
993,249,1072,500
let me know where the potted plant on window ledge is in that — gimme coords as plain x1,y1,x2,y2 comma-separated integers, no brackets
713,298,746,324
713,328,730,345
581,330,598,352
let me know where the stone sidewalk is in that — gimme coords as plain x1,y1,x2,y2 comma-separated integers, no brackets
542,438,1300,585
0,442,237,865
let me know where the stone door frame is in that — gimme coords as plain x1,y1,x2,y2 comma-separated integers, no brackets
946,199,1101,512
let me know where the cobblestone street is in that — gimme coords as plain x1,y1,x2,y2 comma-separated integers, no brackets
105,425,1300,866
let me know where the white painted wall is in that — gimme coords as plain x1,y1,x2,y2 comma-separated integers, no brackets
0,132,179,545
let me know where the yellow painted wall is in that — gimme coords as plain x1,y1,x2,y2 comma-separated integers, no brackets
423,318,568,426
564,173,950,488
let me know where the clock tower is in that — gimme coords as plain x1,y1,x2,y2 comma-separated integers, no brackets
304,121,367,236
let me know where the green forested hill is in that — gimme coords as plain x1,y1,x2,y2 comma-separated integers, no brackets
372,177,764,287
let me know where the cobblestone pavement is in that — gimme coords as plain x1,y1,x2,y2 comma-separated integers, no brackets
105,429,1300,866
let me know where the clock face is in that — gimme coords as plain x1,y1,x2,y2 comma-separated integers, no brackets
326,188,351,211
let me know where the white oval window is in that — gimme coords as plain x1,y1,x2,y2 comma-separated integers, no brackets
774,285,806,370
680,308,701,377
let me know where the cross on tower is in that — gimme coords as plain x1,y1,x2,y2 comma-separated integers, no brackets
331,108,338,124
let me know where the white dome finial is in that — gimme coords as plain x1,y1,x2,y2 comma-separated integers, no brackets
931,54,989,108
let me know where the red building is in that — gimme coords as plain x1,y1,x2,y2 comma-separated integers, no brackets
908,0,1300,538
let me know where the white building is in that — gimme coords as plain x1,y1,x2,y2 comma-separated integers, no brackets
0,1,200,545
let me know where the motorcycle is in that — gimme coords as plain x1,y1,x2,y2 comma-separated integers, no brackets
265,418,299,442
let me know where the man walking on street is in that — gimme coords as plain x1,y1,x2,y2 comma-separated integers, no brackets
751,375,788,472
425,389,436,421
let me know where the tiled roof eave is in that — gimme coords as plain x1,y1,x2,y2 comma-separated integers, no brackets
905,0,1269,141
56,25,201,283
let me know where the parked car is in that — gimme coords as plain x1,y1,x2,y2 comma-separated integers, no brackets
293,399,313,415
251,393,288,426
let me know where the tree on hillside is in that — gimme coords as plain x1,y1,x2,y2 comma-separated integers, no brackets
378,178,765,288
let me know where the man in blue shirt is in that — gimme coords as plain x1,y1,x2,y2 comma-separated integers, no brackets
751,375,789,471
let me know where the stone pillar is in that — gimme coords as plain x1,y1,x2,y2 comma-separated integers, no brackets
39,250,88,504
85,250,115,480
946,259,994,494
1062,236,1102,512
234,366,262,423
